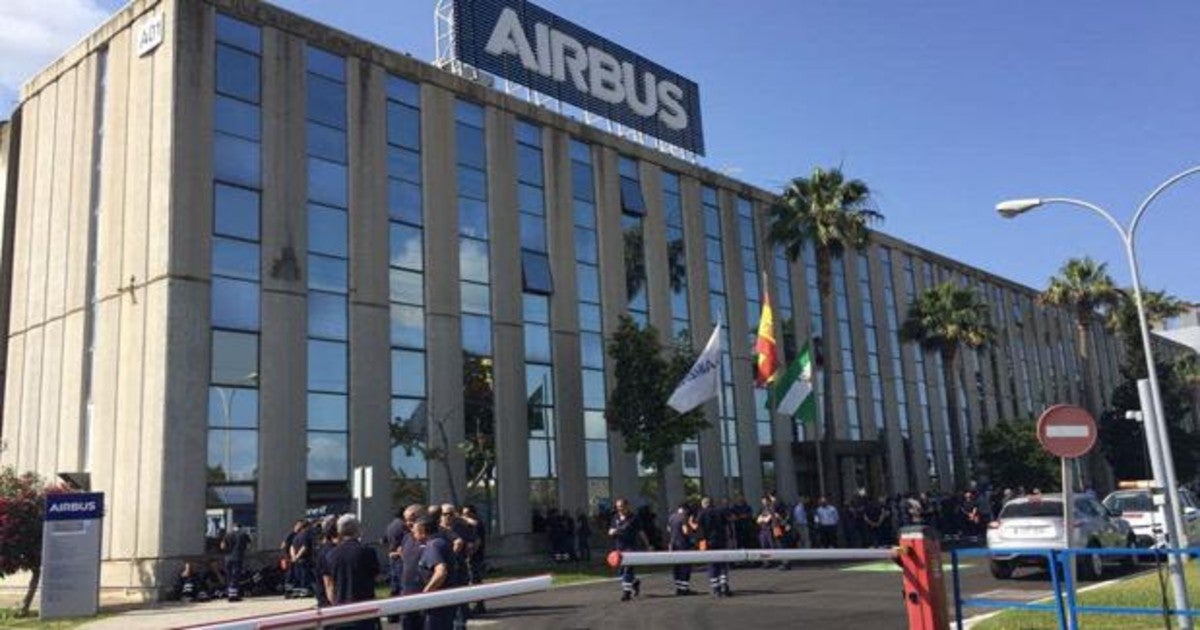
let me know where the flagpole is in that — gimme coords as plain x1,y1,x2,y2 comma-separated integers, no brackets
814,370,827,499
716,314,730,498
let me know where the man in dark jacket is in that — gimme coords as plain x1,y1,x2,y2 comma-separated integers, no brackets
322,515,381,630
220,524,251,601
697,496,732,597
608,498,647,601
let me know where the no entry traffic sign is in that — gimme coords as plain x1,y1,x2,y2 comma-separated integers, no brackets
1037,404,1098,459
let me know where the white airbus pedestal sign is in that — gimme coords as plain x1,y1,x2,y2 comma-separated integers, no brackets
40,492,104,620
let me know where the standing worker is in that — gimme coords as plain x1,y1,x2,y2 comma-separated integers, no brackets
322,515,381,630
666,503,695,596
608,498,647,601
815,497,840,548
697,496,732,597
792,496,811,549
415,516,466,630
220,523,251,601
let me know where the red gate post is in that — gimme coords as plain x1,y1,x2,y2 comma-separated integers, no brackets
898,525,950,630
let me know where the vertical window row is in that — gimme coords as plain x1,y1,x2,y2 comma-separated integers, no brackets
922,262,954,480
456,100,494,505
879,247,915,489
619,156,648,326
662,171,700,479
386,76,427,499
304,47,350,496
572,140,609,504
802,245,823,440
833,259,861,440
738,197,772,454
703,186,739,487
857,252,885,436
902,255,937,483
772,246,800,440
517,121,556,503
208,14,263,534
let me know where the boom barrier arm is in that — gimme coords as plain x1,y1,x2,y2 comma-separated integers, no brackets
184,575,553,630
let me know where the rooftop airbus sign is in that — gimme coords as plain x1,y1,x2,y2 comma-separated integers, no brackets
453,0,705,155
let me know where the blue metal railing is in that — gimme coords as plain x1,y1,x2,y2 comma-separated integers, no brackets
949,546,1200,630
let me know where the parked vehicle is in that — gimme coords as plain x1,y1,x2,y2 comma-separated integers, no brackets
1102,484,1200,548
986,493,1136,580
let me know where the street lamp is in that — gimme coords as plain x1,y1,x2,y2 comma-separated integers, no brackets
996,165,1200,627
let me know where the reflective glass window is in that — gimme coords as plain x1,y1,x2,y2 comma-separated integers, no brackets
574,227,597,264
306,47,345,81
215,45,260,103
307,340,347,392
213,237,260,281
619,178,646,216
455,101,484,126
459,238,490,283
215,95,261,140
581,332,604,369
586,442,609,477
308,291,348,340
526,364,554,404
584,411,607,440
306,432,348,481
308,204,348,257
212,330,258,386
461,315,492,356
388,179,423,226
576,264,599,302
518,183,544,216
578,303,601,331
212,277,260,330
215,14,262,54
391,349,426,398
388,146,421,183
386,76,420,107
524,323,551,362
460,283,490,315
571,163,595,203
569,140,591,163
208,430,258,481
308,158,347,207
307,393,348,431
582,369,606,408
390,303,425,349
517,144,543,185
387,102,420,150
455,124,486,168
208,387,258,429
522,294,549,324
213,133,260,188
522,251,552,294
458,197,488,238
307,122,347,163
306,75,346,129
457,166,487,200
573,200,595,228
516,121,541,146
389,268,424,305
214,184,259,241
520,215,546,252
309,255,349,293
390,223,424,271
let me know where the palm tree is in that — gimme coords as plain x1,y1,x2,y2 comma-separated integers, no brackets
767,166,882,500
1039,258,1120,415
1175,355,1200,433
901,282,994,490
1104,288,1187,369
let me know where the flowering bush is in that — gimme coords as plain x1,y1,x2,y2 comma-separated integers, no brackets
0,468,46,616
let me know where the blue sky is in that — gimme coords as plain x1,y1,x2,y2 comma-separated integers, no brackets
4,0,1199,302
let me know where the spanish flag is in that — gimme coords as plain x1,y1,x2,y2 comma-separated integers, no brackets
754,274,780,387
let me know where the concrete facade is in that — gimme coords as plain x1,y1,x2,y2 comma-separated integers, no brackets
0,0,1131,596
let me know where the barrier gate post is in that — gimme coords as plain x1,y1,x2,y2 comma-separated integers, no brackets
898,525,950,630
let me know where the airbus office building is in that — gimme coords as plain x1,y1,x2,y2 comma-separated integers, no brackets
0,0,1125,594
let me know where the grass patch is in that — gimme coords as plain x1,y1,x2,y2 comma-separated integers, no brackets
0,607,110,629
972,562,1200,629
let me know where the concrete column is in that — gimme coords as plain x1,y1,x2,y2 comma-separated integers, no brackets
679,176,722,497
486,107,531,536
913,263,952,489
720,189,763,502
346,58,392,541
638,163,684,511
256,26,308,547
543,128,586,515
421,84,465,504
595,146,638,502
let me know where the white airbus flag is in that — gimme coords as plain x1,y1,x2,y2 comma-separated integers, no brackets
667,322,722,413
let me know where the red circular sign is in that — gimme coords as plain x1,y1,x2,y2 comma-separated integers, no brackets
1037,404,1098,459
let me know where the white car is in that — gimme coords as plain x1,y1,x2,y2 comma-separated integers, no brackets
986,494,1137,580
1102,487,1200,548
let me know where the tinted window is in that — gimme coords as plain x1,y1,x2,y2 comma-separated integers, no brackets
390,303,425,349
389,268,423,305
208,387,258,429
308,204,348,257
307,393,347,431
462,315,492,356
517,144,543,185
215,95,261,140
522,251,552,294
307,432,348,481
208,430,258,481
520,215,546,252
308,291,347,340
388,146,421,183
1000,500,1063,519
306,47,345,81
308,158,347,207
215,14,262,54
309,255,348,293
390,223,424,271
1104,493,1153,513
391,349,426,398
215,45,260,102
211,330,258,385
214,184,259,240
387,76,420,107
524,323,551,362
387,102,420,150
389,179,423,225
458,198,488,238
456,124,486,169
460,238,490,283
307,340,347,392
213,237,260,281
306,122,347,163
619,178,646,216
212,277,259,330
214,133,260,188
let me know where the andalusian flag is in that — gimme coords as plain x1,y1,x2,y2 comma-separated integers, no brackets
754,276,780,387
769,342,816,424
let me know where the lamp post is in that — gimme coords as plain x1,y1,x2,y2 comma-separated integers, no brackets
996,165,1200,627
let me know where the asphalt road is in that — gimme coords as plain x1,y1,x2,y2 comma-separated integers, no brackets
452,555,1153,630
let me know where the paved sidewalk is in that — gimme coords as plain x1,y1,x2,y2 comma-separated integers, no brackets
79,597,314,629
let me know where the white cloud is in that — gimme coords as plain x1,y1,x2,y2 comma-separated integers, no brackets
0,0,111,96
